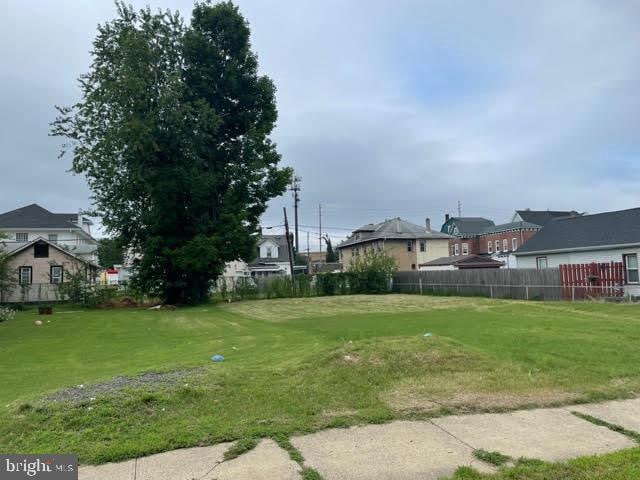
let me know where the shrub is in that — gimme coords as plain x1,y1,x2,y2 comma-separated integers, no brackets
0,306,15,322
347,250,398,294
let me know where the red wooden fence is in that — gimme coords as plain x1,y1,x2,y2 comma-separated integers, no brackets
559,262,626,299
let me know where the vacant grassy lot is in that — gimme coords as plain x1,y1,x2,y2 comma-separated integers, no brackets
1,295,639,464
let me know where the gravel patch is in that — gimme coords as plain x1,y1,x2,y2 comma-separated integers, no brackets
45,369,203,405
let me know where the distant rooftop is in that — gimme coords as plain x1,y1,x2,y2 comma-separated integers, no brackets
0,204,92,229
516,207,640,255
339,217,450,248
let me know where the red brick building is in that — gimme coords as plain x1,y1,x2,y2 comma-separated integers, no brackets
440,210,581,268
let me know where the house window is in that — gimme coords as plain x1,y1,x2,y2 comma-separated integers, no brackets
512,238,518,251
536,256,548,269
50,265,64,284
488,241,493,254
624,254,639,284
462,243,469,255
495,241,501,253
454,244,460,255
407,240,413,252
266,246,272,258
48,234,58,243
411,263,416,270
503,239,508,252
34,243,49,258
419,240,426,252
19,266,32,284
16,232,28,242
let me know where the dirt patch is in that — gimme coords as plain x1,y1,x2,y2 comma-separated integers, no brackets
382,387,581,415
222,294,509,322
44,369,203,405
342,354,360,363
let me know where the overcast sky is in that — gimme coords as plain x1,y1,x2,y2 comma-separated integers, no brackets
1,1,639,250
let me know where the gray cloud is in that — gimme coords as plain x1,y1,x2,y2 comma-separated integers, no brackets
1,1,638,249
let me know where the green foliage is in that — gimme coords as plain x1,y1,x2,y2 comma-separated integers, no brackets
223,437,258,461
97,238,125,269
56,269,117,308
0,307,15,323
347,249,398,293
51,2,291,305
0,233,16,302
323,235,337,263
474,449,511,466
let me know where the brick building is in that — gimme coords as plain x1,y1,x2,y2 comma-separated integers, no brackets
440,210,581,268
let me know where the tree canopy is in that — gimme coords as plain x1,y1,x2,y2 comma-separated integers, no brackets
97,238,125,269
52,1,291,304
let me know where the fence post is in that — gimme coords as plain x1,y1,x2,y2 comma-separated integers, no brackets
525,285,529,301
572,286,575,302
490,285,493,298
419,278,423,295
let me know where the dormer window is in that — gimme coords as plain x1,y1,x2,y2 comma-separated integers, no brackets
266,246,272,258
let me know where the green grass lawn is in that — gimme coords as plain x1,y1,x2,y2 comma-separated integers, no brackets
1,294,639,465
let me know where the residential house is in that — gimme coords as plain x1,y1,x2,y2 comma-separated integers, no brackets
440,210,580,268
419,254,503,271
0,204,98,264
440,215,495,256
248,235,305,277
515,207,640,295
337,217,451,271
0,237,99,303
512,209,581,226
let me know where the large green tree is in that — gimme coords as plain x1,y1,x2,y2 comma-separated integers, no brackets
52,1,291,304
97,238,125,269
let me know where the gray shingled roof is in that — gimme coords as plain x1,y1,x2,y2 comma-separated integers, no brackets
249,235,293,264
339,218,451,248
515,210,579,226
0,204,80,229
419,254,504,267
515,207,640,255
442,217,495,236
480,221,541,235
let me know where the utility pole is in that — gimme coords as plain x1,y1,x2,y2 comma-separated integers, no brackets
457,200,462,217
290,175,302,253
283,207,296,294
318,202,322,253
307,231,311,274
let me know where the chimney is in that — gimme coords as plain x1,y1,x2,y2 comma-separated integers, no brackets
445,213,450,222
425,217,431,231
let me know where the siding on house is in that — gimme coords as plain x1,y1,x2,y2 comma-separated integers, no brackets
339,238,450,271
516,246,640,295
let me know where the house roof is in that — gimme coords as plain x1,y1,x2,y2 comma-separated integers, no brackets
338,218,451,248
480,221,541,235
419,254,504,268
441,217,495,236
248,235,293,265
514,209,580,226
0,236,99,267
0,204,90,229
515,207,640,255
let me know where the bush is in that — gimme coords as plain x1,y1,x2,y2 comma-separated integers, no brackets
0,306,16,322
347,250,398,294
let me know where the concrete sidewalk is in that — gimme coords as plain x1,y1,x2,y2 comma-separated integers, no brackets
79,398,640,480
